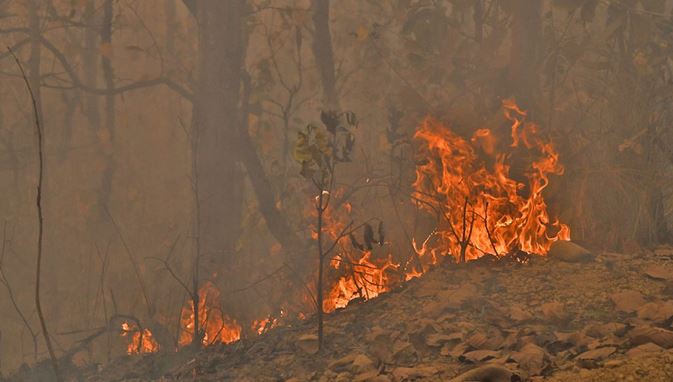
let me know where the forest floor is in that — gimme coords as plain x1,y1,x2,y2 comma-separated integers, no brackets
46,244,673,381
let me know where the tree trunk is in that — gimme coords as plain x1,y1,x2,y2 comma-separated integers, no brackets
192,0,246,266
507,0,542,110
312,0,339,110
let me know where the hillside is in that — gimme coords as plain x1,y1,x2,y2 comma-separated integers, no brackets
77,245,673,381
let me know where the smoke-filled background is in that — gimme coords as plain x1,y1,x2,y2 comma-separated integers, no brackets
1,0,673,374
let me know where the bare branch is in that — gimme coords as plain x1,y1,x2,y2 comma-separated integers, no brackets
7,46,61,381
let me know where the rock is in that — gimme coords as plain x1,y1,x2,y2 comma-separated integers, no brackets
366,327,395,362
335,371,353,382
354,370,388,382
508,305,533,322
628,326,673,348
391,365,439,380
510,343,547,376
295,334,319,354
609,290,647,313
584,322,627,338
643,264,673,281
391,341,418,366
351,354,376,374
460,350,499,363
576,346,616,361
542,301,570,323
447,342,470,358
329,354,358,371
554,331,591,348
449,365,518,382
636,301,673,323
425,332,462,347
625,342,664,358
466,328,503,350
548,241,593,263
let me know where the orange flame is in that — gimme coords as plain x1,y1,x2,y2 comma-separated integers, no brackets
120,321,159,354
306,190,399,312
324,251,398,312
411,100,570,264
178,281,241,347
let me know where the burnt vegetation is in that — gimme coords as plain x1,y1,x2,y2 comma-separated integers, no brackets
0,0,672,381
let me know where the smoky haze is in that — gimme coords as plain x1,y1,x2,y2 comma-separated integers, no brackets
0,0,672,379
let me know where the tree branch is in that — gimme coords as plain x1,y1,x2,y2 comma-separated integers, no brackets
7,46,61,381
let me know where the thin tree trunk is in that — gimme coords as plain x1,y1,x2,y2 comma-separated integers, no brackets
25,1,60,378
316,191,325,349
82,0,99,126
99,0,115,215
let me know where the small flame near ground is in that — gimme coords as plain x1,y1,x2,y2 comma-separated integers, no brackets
120,100,570,353
178,281,242,347
120,321,159,354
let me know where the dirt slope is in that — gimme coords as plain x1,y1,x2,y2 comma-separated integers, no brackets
80,246,673,381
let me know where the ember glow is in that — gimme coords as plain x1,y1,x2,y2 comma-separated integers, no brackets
120,322,159,354
178,282,242,347
411,100,570,266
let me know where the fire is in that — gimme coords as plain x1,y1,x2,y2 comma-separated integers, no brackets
325,251,399,312
411,100,570,265
307,190,399,312
252,317,279,335
178,282,242,347
120,321,159,354
119,101,571,357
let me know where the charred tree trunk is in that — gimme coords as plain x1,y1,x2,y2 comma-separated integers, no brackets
312,0,340,110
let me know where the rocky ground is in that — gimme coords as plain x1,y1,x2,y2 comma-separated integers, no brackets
23,243,673,381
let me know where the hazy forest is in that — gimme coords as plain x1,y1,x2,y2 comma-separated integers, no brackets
2,0,673,381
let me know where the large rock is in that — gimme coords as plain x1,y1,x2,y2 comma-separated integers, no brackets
548,241,593,263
